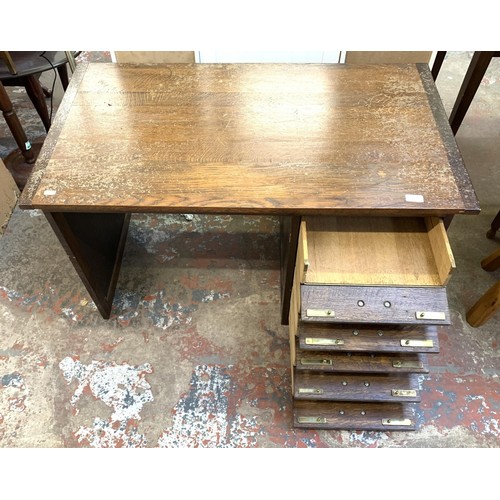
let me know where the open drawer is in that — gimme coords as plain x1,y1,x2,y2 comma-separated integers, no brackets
298,216,455,325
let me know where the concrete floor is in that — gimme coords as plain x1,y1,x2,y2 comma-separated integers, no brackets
0,52,498,448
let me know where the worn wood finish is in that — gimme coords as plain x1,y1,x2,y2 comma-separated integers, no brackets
294,347,429,374
45,212,131,318
293,400,416,430
19,61,87,208
21,62,478,215
301,216,454,286
301,284,450,325
294,371,420,402
417,63,479,211
298,323,441,353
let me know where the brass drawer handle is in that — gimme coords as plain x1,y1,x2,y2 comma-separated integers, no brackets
305,338,344,346
306,308,335,318
298,388,323,395
297,416,327,424
382,418,413,426
391,389,417,397
401,339,434,348
300,358,333,366
415,311,446,320
392,360,423,369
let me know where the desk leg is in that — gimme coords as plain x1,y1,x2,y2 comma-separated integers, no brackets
280,215,301,325
45,212,131,319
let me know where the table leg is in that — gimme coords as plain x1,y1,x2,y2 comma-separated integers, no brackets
280,215,301,325
0,81,35,163
45,212,131,319
449,51,494,134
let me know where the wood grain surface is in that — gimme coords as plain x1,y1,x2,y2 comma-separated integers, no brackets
21,62,479,215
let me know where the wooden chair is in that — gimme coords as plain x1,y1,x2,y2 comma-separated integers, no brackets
466,246,500,327
0,52,78,186
432,51,500,134
0,79,35,164
0,51,78,133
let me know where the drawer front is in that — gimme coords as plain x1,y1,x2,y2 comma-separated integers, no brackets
294,400,416,431
294,347,429,374
298,323,441,353
301,284,450,325
294,371,421,403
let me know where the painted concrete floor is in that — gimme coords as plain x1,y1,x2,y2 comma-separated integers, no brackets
0,52,498,448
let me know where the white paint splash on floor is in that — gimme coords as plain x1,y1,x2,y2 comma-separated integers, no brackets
75,417,147,448
59,357,154,447
158,365,260,448
59,357,153,421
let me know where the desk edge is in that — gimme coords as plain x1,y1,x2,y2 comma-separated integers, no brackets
19,62,89,210
417,63,481,215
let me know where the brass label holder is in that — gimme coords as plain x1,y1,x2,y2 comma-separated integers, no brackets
382,418,413,426
401,339,434,348
392,360,424,369
300,358,333,366
298,388,324,395
297,416,327,424
415,311,446,321
305,338,345,346
391,389,417,397
306,309,335,318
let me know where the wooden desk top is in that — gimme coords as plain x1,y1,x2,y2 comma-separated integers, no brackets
20,62,479,216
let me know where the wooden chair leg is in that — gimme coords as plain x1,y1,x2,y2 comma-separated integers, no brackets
432,51,447,80
57,64,69,91
24,74,51,132
449,51,494,135
481,247,500,272
0,81,35,163
486,210,500,239
466,281,500,327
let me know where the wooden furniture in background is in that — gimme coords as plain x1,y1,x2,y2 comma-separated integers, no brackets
466,247,500,327
432,51,500,134
0,80,35,164
486,210,500,239
0,51,78,132
0,157,19,236
0,51,79,189
19,62,479,430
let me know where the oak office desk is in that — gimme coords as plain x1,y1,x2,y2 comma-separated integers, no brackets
20,63,479,324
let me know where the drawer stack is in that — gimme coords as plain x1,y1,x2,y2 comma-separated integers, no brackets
289,216,455,431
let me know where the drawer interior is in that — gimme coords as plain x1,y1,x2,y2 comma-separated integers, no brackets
300,216,455,287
